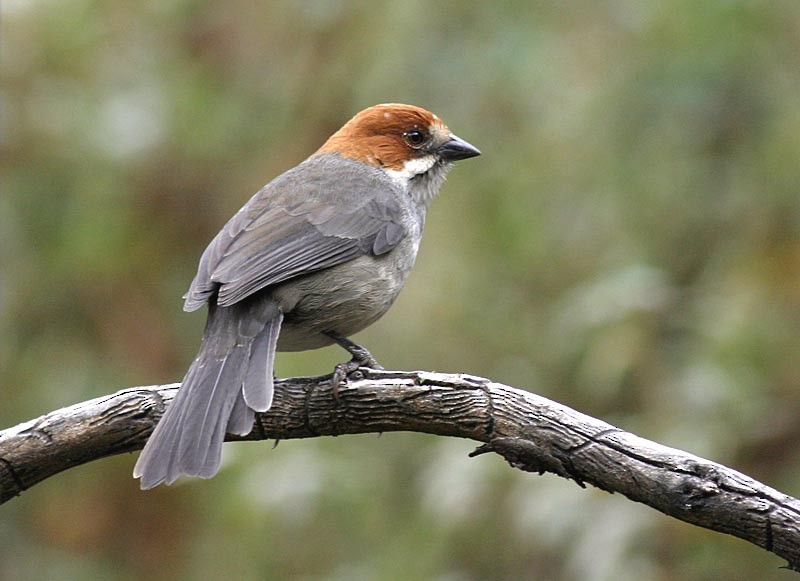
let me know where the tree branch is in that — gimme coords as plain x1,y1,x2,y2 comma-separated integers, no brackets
1,369,798,571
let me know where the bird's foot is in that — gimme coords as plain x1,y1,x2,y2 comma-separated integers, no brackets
324,333,384,397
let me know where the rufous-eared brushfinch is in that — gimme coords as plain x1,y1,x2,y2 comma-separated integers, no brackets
134,103,480,488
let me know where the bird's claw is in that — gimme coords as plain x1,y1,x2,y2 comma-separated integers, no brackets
331,356,383,398
331,359,358,398
324,332,384,399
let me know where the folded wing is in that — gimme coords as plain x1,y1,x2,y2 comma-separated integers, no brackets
183,155,409,311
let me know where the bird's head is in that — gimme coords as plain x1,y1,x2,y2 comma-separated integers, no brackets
316,103,480,205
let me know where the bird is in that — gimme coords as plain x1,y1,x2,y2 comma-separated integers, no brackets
133,103,480,489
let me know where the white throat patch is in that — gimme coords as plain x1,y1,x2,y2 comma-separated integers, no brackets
383,155,451,207
383,155,438,187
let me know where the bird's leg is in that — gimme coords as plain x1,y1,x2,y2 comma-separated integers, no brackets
328,334,383,369
324,332,384,396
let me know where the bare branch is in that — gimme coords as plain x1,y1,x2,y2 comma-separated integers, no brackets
1,369,798,571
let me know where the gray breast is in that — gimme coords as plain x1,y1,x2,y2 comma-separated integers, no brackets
273,223,422,352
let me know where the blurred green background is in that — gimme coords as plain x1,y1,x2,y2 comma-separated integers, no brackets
3,1,800,579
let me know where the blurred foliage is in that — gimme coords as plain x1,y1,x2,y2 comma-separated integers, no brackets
3,1,800,579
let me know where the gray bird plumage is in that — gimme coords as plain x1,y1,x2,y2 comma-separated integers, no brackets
133,116,480,489
184,155,412,311
134,155,419,488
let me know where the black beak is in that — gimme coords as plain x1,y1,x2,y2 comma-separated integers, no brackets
437,134,481,161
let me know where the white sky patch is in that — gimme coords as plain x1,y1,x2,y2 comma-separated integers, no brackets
91,87,165,160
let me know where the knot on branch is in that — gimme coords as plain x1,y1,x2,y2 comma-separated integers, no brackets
470,436,589,489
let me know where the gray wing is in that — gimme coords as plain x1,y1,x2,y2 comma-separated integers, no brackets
183,155,409,311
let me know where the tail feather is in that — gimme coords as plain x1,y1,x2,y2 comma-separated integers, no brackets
176,348,245,477
243,309,282,412
133,298,282,489
227,389,256,436
226,305,281,435
132,359,203,485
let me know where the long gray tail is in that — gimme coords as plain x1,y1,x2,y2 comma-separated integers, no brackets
133,298,282,489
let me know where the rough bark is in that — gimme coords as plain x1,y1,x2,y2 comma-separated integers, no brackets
1,369,798,571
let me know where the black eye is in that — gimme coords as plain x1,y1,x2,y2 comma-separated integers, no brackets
403,129,428,148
